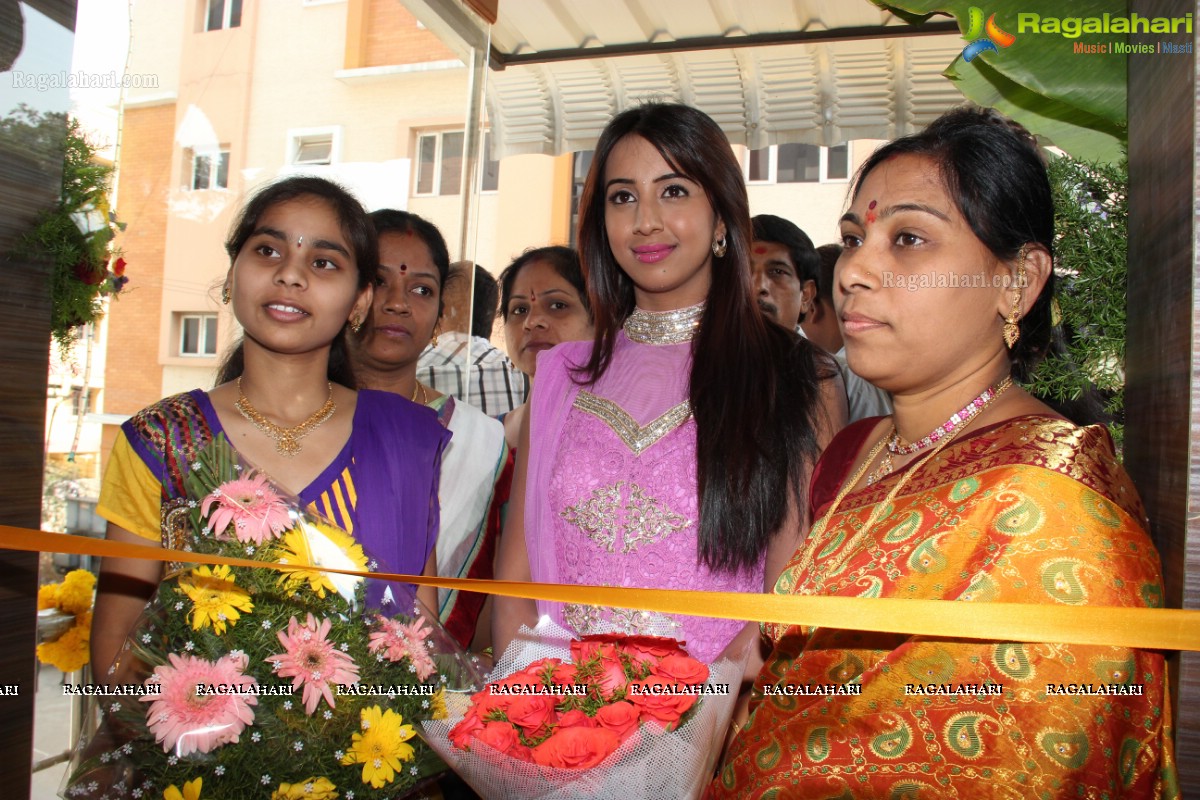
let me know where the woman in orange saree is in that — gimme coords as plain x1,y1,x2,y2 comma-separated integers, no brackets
712,107,1177,799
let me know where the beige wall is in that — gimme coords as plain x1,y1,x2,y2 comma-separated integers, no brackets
111,0,888,422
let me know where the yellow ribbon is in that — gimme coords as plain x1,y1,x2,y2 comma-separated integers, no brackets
3,524,1199,651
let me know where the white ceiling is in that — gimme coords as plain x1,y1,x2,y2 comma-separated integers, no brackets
406,0,967,157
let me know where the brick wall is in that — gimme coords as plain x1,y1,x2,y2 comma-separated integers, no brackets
364,0,457,67
106,103,175,419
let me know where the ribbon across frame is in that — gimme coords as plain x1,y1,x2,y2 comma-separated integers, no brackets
3,524,1199,652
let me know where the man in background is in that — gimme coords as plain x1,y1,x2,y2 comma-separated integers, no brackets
805,242,892,422
418,262,527,417
750,216,891,423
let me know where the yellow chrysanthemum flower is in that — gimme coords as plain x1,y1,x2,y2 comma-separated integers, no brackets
57,569,96,615
274,524,367,599
162,777,202,800
340,706,415,788
36,611,91,672
430,688,448,720
176,564,252,635
270,777,338,800
37,582,60,610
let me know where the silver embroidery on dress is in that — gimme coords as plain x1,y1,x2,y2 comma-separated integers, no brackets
560,480,690,553
563,602,683,637
574,391,691,456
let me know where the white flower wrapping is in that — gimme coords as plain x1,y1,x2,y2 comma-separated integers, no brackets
422,619,746,800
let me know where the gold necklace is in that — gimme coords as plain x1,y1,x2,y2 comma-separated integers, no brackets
235,377,336,457
796,389,999,589
865,377,1013,486
411,380,428,405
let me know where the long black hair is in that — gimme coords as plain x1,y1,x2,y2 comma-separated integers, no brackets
215,176,378,388
851,106,1055,382
576,102,833,573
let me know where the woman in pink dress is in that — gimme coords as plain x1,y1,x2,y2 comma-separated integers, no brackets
494,103,847,668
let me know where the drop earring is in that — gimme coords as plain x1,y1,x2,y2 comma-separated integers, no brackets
1003,245,1029,349
711,235,727,258
221,285,231,305
349,315,363,334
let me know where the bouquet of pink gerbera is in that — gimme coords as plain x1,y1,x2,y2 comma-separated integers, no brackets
424,619,743,799
62,435,485,800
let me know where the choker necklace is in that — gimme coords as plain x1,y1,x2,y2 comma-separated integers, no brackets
867,376,1013,485
623,302,704,345
236,377,336,457
411,380,428,405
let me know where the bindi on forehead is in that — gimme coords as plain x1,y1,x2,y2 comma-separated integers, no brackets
399,263,408,273
753,245,768,255
866,199,878,225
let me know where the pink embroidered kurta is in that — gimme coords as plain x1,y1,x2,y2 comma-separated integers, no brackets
526,331,762,662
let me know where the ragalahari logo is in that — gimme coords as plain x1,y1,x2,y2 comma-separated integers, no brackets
961,7,1016,61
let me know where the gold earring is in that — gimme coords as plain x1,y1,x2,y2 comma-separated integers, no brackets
712,235,727,258
349,315,363,334
431,323,440,347
221,285,231,305
1003,245,1028,349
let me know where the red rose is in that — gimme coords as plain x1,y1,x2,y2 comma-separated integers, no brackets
522,657,563,677
596,652,629,698
476,721,521,754
594,700,640,739
651,654,709,686
111,257,127,277
626,676,697,726
506,694,558,734
508,743,535,763
621,636,687,667
531,726,621,770
570,638,610,663
470,686,513,718
549,663,578,687
449,711,485,749
556,709,597,729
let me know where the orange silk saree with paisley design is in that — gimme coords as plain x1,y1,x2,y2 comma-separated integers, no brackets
713,416,1178,800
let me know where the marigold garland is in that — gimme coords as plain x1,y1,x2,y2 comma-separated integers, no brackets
36,568,95,672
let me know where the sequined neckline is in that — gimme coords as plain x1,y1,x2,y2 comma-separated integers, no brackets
623,303,704,345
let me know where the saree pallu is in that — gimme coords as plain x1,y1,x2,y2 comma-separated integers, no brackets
713,416,1178,799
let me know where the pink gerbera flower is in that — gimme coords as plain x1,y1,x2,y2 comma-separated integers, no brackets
268,613,360,714
200,474,292,545
368,615,437,680
140,652,256,756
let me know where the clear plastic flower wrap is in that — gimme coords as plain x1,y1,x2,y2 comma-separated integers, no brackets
423,618,746,800
62,435,486,800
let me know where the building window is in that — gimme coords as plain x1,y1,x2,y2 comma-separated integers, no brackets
189,149,229,190
288,128,339,166
205,0,242,31
70,388,95,417
180,314,218,357
415,129,499,196
745,143,850,184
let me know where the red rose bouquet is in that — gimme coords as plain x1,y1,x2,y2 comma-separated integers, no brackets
424,619,744,799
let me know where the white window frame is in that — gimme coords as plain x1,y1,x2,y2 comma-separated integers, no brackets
414,129,500,196
744,142,851,185
179,313,219,357
286,126,341,166
187,148,230,191
204,0,242,31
